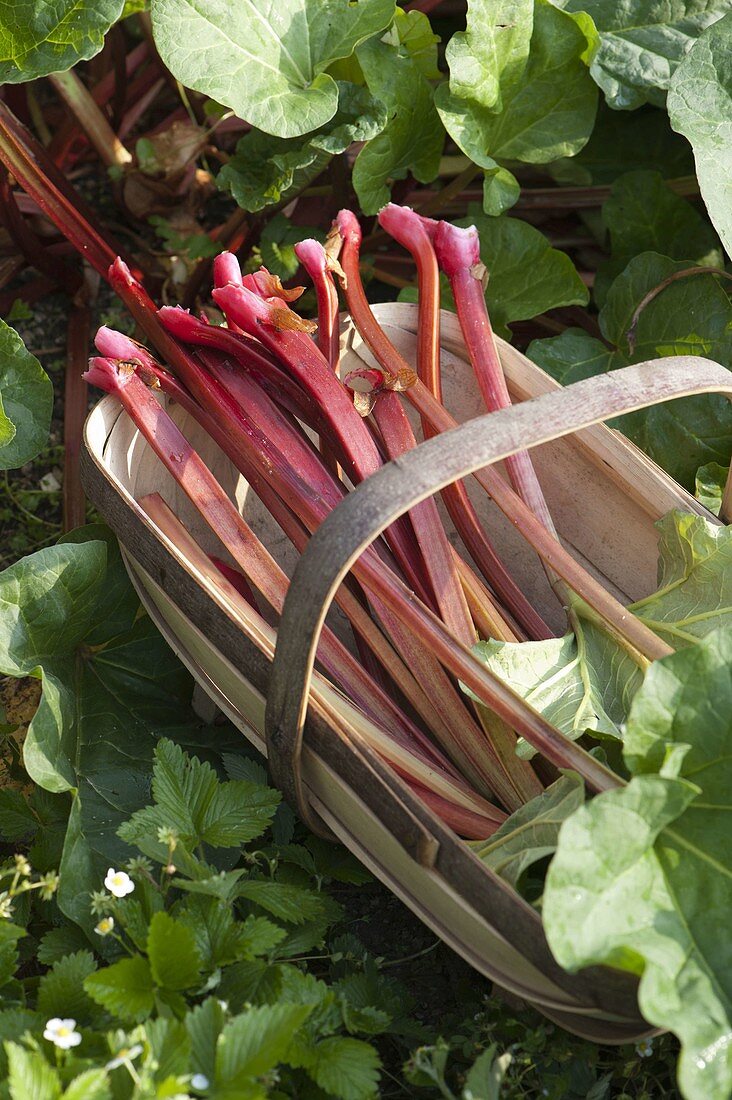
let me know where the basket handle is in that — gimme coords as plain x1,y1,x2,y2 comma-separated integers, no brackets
265,356,732,826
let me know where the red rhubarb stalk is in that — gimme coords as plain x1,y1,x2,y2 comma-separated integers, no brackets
142,492,503,837
294,238,340,370
335,210,671,666
85,356,457,764
368,389,476,648
377,203,552,641
433,220,557,536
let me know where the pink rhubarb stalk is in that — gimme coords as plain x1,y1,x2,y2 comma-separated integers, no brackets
433,220,557,536
378,203,552,641
142,492,503,838
85,355,457,767
335,209,671,666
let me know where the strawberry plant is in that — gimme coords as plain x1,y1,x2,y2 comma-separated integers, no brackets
0,1,731,1098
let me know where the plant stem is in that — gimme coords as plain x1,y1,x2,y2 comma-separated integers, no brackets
335,209,672,665
377,203,552,641
626,266,732,352
0,102,125,278
48,70,132,168
433,219,558,537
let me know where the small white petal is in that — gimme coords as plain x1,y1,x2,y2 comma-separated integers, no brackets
191,1074,209,1091
104,868,134,898
44,1018,81,1049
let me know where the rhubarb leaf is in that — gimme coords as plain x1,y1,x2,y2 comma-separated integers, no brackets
0,527,239,935
695,462,727,515
543,625,732,1100
527,328,617,385
668,13,732,260
0,320,53,470
595,170,722,302
631,511,732,647
442,0,534,112
529,253,732,487
554,0,729,110
471,775,584,889
352,36,444,215
392,8,441,80
467,511,732,753
468,619,642,752
548,102,695,185
150,0,396,140
0,0,124,82
436,0,598,172
218,82,387,213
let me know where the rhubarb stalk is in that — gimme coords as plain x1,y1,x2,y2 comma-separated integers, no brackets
377,203,552,641
335,210,671,666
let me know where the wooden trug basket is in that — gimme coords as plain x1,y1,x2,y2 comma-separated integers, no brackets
80,303,732,1043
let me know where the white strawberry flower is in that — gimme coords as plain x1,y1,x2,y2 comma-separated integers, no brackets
94,916,115,936
44,1018,82,1049
106,1043,143,1070
104,868,134,898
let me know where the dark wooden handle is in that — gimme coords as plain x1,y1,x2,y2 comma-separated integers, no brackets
265,356,732,829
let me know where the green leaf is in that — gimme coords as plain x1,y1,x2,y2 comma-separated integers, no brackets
596,170,722,301
37,951,97,1025
0,789,37,841
482,167,520,216
543,625,732,1100
528,327,615,385
118,739,279,857
187,998,226,1084
548,101,695,185
144,1017,190,1082
392,8,440,80
0,530,235,936
529,254,732,487
62,1070,110,1100
668,12,732,259
436,1,597,173
308,1036,381,1099
259,216,325,281
147,911,202,991
151,0,395,139
176,896,285,970
236,880,326,924
457,206,588,335
84,955,155,1023
556,0,729,109
442,0,533,112
0,320,52,469
470,775,585,888
215,1004,311,1087
463,1044,513,1100
695,461,727,515
631,511,732,647
218,960,285,1009
352,36,444,215
0,1012,42,1077
218,81,387,213
465,511,732,756
0,925,26,990
36,926,91,967
469,622,642,752
6,1043,61,1100
0,0,124,83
